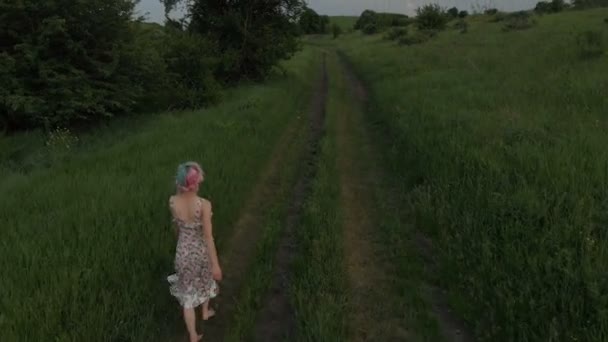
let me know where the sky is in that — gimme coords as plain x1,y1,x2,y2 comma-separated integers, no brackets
135,0,540,23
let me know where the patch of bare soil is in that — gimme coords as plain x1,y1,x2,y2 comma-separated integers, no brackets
415,232,474,342
252,53,329,342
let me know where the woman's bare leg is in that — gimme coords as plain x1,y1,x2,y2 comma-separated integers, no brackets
201,300,216,320
183,307,202,342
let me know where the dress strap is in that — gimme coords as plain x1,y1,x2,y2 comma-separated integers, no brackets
196,198,204,221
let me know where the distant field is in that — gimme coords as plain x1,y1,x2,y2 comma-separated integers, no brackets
330,16,358,31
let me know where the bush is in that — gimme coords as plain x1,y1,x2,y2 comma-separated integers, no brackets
485,8,499,15
362,23,378,35
398,32,431,46
384,27,408,41
459,10,469,18
416,4,449,30
503,12,537,31
577,30,605,58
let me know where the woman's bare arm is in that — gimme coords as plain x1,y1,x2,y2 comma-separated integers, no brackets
201,199,222,280
169,196,178,237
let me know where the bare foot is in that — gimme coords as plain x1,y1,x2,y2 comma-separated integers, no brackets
202,308,216,321
189,334,202,342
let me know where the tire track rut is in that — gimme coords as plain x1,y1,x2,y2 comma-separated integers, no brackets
253,52,329,342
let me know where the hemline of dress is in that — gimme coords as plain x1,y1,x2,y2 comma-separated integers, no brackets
167,274,219,309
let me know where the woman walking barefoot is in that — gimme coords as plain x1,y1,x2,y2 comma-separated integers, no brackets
167,162,222,342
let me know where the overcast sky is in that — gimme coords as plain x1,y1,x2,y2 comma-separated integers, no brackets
135,0,539,23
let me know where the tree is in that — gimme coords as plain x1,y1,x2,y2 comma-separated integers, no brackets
163,0,306,82
535,1,553,13
320,15,330,33
299,7,322,33
355,10,378,30
551,0,566,11
448,7,459,18
573,0,608,8
416,4,448,30
165,17,185,31
459,10,469,18
160,29,221,109
332,23,342,39
298,8,329,34
536,0,566,13
0,0,138,129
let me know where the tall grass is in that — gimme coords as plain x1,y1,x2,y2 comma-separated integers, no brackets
290,54,348,341
339,8,608,341
225,77,311,341
289,48,441,341
0,47,319,340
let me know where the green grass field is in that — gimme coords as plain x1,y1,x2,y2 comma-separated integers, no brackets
330,16,358,31
337,7,608,341
3,6,608,342
0,47,319,340
290,52,348,341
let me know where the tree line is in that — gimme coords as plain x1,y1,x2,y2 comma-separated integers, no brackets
0,0,325,132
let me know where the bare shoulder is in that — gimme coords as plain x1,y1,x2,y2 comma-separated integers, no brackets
199,197,212,211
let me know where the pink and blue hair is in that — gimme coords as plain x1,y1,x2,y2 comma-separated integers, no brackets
175,161,204,193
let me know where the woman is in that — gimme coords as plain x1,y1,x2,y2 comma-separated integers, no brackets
167,161,222,342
